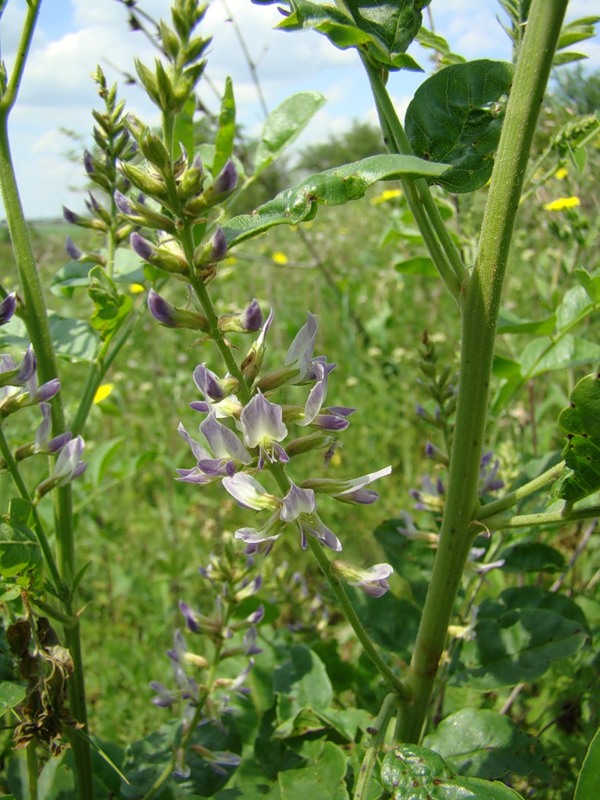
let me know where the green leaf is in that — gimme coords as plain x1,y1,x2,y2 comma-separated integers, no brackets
213,77,236,176
498,542,566,573
406,60,513,192
574,724,600,800
497,309,556,335
380,745,525,799
51,261,92,297
394,256,438,277
277,0,424,71
88,266,133,341
416,27,466,66
453,588,589,689
0,680,26,714
575,268,600,304
351,588,420,657
554,372,600,504
49,313,98,362
274,645,332,724
174,96,196,164
0,520,41,578
423,708,550,782
223,154,449,246
519,335,600,378
278,741,349,800
555,285,594,331
254,92,326,177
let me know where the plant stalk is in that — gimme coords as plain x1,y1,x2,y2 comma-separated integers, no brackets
396,0,568,743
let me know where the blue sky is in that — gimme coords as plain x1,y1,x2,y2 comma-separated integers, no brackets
1,0,598,219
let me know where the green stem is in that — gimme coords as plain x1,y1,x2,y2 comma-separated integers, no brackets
0,426,63,592
26,741,38,800
485,504,600,530
0,4,94,794
362,58,466,297
353,692,398,800
307,537,411,701
478,462,565,520
396,0,568,743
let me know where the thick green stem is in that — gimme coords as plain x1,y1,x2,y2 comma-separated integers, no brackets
396,0,568,743
0,4,94,794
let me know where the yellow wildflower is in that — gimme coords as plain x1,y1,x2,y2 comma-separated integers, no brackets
128,283,145,294
93,383,114,404
272,251,289,265
371,188,402,205
554,167,568,180
543,196,580,212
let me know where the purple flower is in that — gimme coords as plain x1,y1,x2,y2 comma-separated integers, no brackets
83,149,95,176
114,190,135,216
350,563,393,598
210,227,227,261
0,293,17,325
65,236,83,261
280,481,342,551
62,206,81,224
213,160,238,195
240,299,263,332
34,435,86,499
130,231,155,261
193,364,225,402
221,472,280,511
239,392,289,468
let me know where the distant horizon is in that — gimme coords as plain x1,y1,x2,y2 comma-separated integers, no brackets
1,0,598,221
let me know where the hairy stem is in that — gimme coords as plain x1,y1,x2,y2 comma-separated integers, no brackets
396,0,568,743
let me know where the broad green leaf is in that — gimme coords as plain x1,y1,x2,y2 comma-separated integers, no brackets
423,708,550,782
406,60,513,192
49,313,98,362
519,335,600,378
0,681,26,714
213,77,236,176
492,355,521,380
51,261,92,297
255,92,326,176
556,285,594,331
278,742,349,800
575,268,600,304
381,745,525,799
0,520,41,578
342,0,426,70
453,588,589,689
274,645,332,724
277,0,424,71
498,542,566,573
554,372,600,504
394,256,437,277
574,724,600,800
223,154,449,246
351,588,420,657
497,309,556,335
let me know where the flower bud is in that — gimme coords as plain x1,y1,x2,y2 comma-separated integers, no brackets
192,227,228,271
218,298,263,334
139,130,171,173
147,289,209,330
120,163,168,199
0,293,17,326
65,236,83,261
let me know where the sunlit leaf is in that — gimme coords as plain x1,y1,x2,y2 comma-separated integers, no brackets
223,154,449,246
381,744,525,798
255,92,326,177
406,60,513,192
575,724,600,800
